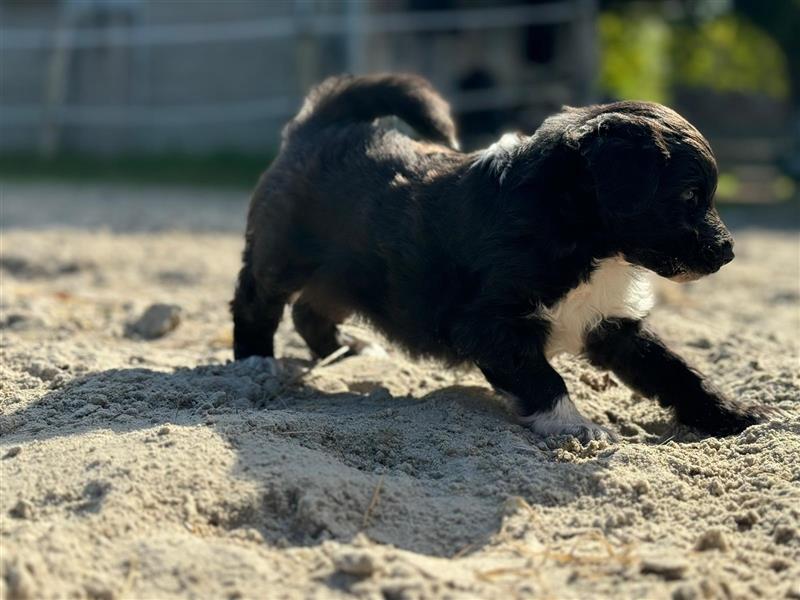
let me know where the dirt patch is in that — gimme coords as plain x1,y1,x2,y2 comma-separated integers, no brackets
1,184,798,599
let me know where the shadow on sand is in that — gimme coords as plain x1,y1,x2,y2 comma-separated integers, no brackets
2,358,613,558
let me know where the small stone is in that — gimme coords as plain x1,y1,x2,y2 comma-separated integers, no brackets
332,550,378,577
734,510,758,531
209,391,227,407
770,558,790,572
619,422,641,437
9,499,34,520
84,480,111,501
694,529,729,552
128,304,181,339
640,555,688,580
672,584,700,600
26,362,60,381
774,525,796,545
688,337,712,350
1,313,46,330
3,446,22,459
4,560,36,599
158,426,171,436
367,387,392,403
708,479,724,496
85,583,115,600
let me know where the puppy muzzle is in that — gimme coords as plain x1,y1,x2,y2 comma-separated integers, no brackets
699,238,735,273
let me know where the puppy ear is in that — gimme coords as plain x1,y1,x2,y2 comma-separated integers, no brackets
567,112,669,217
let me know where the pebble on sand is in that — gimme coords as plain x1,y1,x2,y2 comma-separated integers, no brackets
640,555,689,581
3,446,22,459
694,529,729,552
10,499,35,520
128,304,182,339
332,550,379,577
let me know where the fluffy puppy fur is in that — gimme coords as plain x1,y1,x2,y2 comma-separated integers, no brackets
232,73,764,441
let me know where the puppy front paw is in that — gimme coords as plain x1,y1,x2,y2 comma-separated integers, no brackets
676,391,768,436
517,395,617,444
239,355,282,377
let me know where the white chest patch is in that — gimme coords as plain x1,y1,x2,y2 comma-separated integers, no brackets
540,257,654,358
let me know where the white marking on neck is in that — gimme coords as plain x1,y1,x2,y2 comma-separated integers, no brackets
485,132,523,156
540,257,654,358
670,271,704,282
472,132,524,183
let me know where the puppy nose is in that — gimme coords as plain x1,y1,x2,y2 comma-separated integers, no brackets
701,238,734,271
718,239,735,265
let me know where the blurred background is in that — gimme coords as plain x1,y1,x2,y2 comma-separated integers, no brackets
1,0,798,203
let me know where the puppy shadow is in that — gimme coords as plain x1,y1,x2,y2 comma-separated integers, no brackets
3,358,611,558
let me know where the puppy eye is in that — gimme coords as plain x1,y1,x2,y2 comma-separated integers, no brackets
680,189,699,203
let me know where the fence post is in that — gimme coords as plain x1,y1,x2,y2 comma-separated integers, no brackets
345,0,366,75
572,0,598,105
40,7,77,157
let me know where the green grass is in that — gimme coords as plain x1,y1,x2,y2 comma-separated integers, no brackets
0,151,276,189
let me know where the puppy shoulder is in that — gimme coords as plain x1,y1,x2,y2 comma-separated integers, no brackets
471,133,525,185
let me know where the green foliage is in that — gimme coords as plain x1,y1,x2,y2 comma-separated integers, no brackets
599,12,671,103
0,151,273,188
599,10,790,103
672,15,789,99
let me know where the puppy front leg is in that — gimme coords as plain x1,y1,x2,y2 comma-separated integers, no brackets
584,318,763,436
479,357,613,443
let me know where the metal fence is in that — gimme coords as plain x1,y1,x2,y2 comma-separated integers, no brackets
0,0,597,154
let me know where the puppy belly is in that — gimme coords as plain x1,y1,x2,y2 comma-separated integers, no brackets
542,257,654,358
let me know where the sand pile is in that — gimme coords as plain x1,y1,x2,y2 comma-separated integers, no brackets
1,183,798,599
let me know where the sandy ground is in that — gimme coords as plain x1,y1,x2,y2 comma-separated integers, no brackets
1,181,799,600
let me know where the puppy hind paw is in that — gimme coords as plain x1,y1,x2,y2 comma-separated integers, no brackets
338,332,388,359
356,342,389,358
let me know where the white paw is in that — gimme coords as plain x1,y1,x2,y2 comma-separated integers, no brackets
240,356,282,377
264,357,282,376
517,395,616,444
339,332,389,358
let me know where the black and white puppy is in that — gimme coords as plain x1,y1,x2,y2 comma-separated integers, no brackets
232,74,763,441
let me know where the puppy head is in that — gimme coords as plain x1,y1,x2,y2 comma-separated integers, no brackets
567,102,733,281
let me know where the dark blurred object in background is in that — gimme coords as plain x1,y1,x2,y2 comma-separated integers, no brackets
0,0,797,202
456,68,506,142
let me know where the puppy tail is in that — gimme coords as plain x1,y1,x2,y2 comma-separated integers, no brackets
284,74,459,150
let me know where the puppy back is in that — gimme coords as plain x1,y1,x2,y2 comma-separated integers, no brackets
283,74,459,150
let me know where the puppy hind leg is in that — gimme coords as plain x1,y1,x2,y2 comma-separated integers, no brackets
292,296,385,360
231,264,288,361
291,300,344,359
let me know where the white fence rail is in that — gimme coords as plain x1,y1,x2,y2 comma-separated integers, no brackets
1,3,578,49
0,1,596,152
